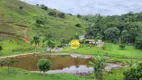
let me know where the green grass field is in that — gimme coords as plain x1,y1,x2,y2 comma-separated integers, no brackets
0,67,129,80
62,43,142,60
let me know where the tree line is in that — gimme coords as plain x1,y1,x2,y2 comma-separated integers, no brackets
84,12,142,49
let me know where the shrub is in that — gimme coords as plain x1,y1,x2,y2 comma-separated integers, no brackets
68,13,72,16
36,19,44,25
58,13,65,18
19,6,23,10
61,39,68,47
37,59,52,75
0,45,3,52
43,6,48,10
0,45,3,56
123,63,142,80
40,4,48,10
36,4,39,6
75,24,81,27
119,44,125,49
48,12,56,17
135,38,142,49
77,14,81,18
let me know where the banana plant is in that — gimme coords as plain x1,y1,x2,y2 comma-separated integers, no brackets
89,54,106,80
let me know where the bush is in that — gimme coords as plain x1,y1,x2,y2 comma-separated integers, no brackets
48,12,56,17
135,38,142,49
19,6,23,10
36,4,39,6
43,6,48,10
101,46,106,50
68,13,72,16
36,19,44,26
58,13,65,18
75,24,81,27
40,4,48,10
77,14,81,18
0,45,3,52
123,63,142,80
37,59,52,75
119,44,125,49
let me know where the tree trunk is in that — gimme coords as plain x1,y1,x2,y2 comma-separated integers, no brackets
43,71,46,76
35,44,37,52
42,47,44,53
50,48,52,53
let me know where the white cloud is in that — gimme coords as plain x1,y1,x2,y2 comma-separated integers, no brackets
21,0,142,15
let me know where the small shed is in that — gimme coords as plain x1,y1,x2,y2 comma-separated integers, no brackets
85,39,95,44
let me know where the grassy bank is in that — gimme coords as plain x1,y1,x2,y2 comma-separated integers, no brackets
0,67,128,80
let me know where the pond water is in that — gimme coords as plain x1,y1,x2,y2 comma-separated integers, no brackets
9,54,93,71
1,54,127,75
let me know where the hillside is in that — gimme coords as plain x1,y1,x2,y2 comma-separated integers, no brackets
0,0,89,41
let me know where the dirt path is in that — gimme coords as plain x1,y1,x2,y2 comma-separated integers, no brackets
0,20,4,24
0,31,30,43
0,53,35,59
0,53,92,59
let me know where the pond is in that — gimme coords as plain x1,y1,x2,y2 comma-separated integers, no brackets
1,54,127,75
8,54,93,72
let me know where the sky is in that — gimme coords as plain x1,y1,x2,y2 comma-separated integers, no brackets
21,0,142,15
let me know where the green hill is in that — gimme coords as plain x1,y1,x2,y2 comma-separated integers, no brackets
0,0,89,41
0,0,90,54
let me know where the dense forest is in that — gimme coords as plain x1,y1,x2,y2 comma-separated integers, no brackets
83,12,142,49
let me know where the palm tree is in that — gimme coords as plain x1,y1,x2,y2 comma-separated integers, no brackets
90,54,106,80
42,33,53,52
31,36,40,52
43,33,52,42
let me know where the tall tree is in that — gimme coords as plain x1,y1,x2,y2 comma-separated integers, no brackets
42,33,53,52
31,36,40,52
104,27,120,42
47,40,56,53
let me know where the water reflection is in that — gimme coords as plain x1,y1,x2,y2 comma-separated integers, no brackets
47,65,94,76
9,54,93,71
